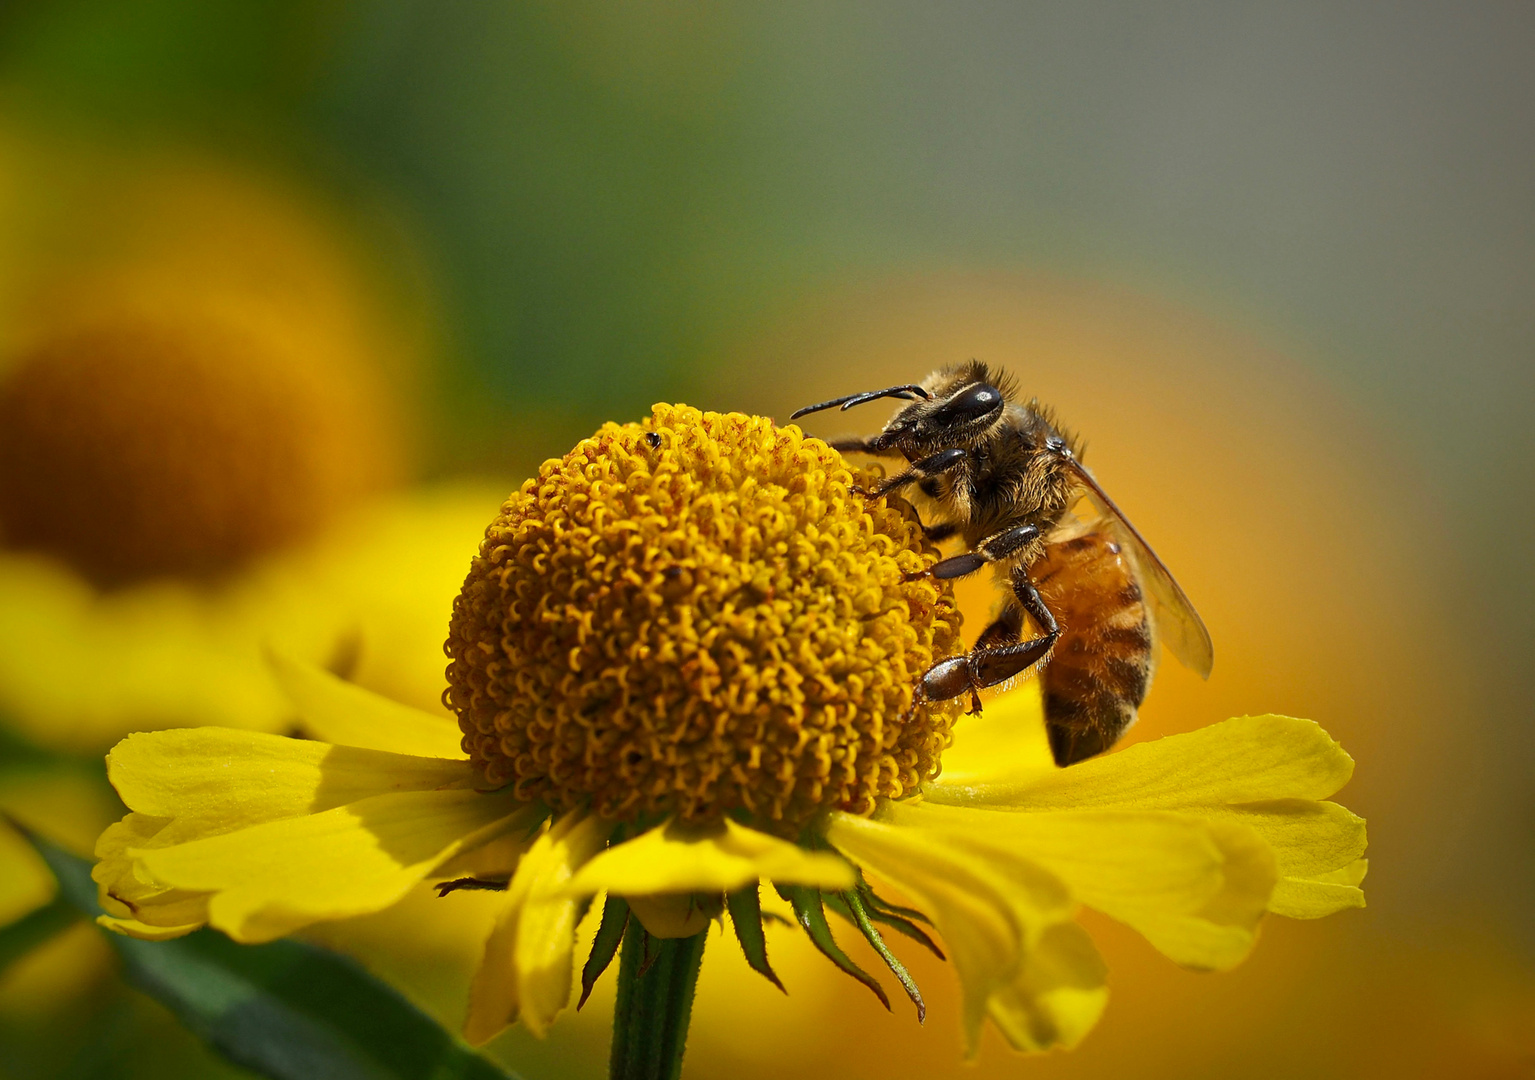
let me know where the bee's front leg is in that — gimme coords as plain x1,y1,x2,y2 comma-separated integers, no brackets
858,447,967,499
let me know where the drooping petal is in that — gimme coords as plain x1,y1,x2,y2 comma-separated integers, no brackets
826,810,1074,1056
464,810,613,1045
1117,819,1275,970
93,813,210,932
881,801,1277,971
133,788,532,942
565,818,854,898
96,912,207,940
107,728,479,838
928,714,1353,810
985,922,1108,1053
268,649,467,760
1270,858,1368,918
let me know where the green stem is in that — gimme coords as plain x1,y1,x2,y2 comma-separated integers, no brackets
608,924,707,1080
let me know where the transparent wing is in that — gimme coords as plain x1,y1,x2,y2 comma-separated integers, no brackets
1066,458,1214,677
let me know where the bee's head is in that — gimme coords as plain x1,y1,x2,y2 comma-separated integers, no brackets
883,361,1010,451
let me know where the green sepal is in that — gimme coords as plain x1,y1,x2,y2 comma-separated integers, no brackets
860,904,944,959
775,884,889,1011
837,888,926,1022
580,893,630,1008
841,873,944,957
859,877,934,926
836,886,945,959
724,883,784,993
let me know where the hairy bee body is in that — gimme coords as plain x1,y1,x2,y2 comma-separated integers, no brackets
792,360,1210,766
1033,525,1155,765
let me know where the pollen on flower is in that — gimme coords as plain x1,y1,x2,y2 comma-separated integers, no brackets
0,309,397,586
445,403,965,826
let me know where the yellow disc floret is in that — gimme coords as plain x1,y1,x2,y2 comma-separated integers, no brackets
446,403,964,826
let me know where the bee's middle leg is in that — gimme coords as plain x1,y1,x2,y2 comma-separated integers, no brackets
915,567,1059,714
927,523,1040,581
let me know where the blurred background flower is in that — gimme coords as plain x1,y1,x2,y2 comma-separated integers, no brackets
0,2,1531,1079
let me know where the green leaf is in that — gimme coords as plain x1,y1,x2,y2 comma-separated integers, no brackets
775,884,889,1011
580,893,629,1008
724,883,784,993
22,825,517,1080
0,892,82,974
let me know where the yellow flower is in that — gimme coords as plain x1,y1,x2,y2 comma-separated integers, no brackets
91,404,1366,1056
0,143,492,751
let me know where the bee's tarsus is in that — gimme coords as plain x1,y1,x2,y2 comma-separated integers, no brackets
867,446,967,500
434,877,509,897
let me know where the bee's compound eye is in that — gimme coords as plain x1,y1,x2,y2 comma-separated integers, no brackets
940,383,1005,424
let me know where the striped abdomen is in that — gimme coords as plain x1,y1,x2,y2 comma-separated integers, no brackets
1032,526,1155,765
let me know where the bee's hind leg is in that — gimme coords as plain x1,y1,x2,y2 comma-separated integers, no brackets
912,567,1059,715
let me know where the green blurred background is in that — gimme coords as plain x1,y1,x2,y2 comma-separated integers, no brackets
0,2,1531,1078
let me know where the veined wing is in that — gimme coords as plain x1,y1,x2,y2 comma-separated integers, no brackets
1065,457,1214,677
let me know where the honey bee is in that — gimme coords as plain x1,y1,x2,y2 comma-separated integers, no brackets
791,361,1213,765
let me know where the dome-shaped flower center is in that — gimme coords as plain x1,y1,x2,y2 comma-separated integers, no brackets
446,403,965,826
0,308,397,587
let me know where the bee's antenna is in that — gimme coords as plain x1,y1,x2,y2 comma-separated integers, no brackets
790,384,932,421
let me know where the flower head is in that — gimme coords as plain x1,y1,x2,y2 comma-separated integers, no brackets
0,150,480,751
0,303,395,586
447,403,963,823
91,404,1366,1057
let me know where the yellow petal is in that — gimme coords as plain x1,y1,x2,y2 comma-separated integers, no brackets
826,810,1074,1056
135,788,530,942
986,922,1108,1053
883,801,1276,971
96,913,204,940
267,648,467,760
1120,819,1275,970
1270,858,1369,918
0,552,325,751
928,714,1353,809
1206,800,1367,879
93,814,211,931
937,679,1056,791
565,818,854,898
464,811,613,1045
107,728,478,837
0,485,505,754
